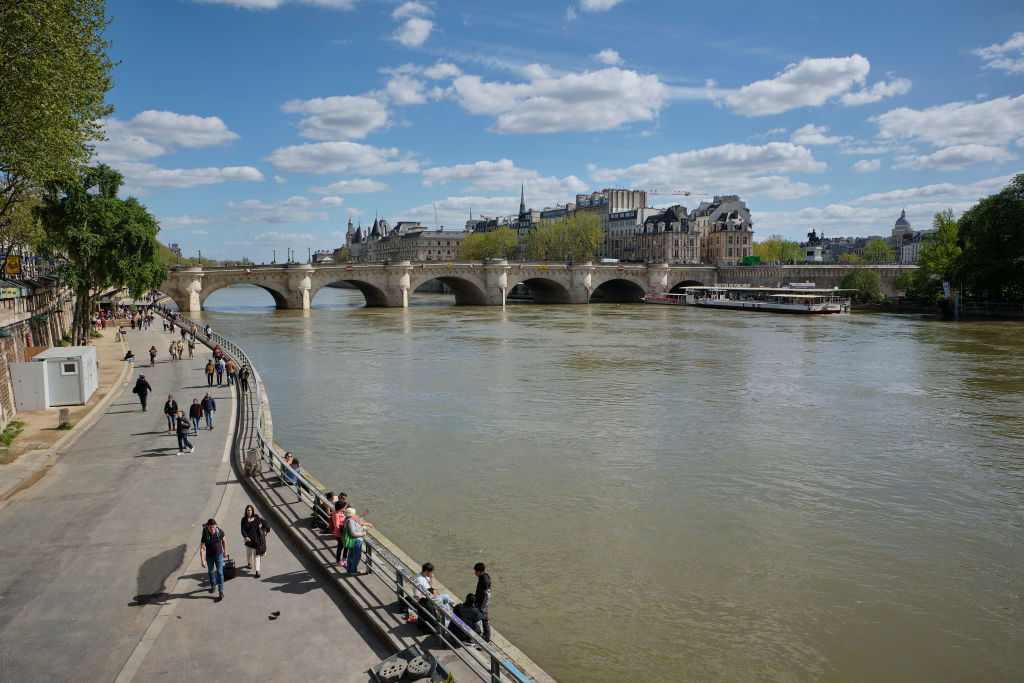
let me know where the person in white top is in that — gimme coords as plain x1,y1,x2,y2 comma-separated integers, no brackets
410,562,451,625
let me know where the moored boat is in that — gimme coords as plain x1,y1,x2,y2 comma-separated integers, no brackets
641,285,853,314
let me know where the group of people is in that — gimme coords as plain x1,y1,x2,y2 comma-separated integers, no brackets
409,561,493,646
199,505,271,602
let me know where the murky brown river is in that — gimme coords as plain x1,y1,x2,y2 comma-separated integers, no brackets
194,284,1023,682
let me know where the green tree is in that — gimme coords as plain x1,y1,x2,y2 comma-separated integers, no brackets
37,164,166,345
458,225,518,260
838,252,862,264
861,238,895,262
752,234,803,263
955,173,1024,301
898,209,960,302
0,0,115,226
840,269,884,303
524,213,603,261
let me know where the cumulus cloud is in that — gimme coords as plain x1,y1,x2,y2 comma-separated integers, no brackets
159,215,217,230
190,0,356,9
95,111,240,163
874,94,1024,147
450,66,667,133
116,162,264,188
281,95,389,140
854,174,1014,205
593,48,622,65
267,141,420,175
852,159,880,173
227,195,343,224
894,144,1016,171
391,2,433,47
725,55,909,116
791,124,847,145
309,178,389,194
422,159,589,199
403,195,517,228
591,142,828,200
972,31,1024,74
580,0,626,10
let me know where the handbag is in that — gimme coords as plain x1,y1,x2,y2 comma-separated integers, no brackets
343,528,356,549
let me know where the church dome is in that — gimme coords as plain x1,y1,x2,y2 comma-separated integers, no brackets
895,209,910,228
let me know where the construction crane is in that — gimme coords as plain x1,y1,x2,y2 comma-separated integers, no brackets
645,189,709,197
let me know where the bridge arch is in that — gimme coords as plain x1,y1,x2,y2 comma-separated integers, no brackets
590,278,646,303
199,280,290,309
407,272,488,306
310,278,391,307
669,279,705,293
505,274,574,304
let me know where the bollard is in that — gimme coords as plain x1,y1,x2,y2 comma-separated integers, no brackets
58,408,71,429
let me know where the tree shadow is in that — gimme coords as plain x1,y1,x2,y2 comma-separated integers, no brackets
135,448,177,457
261,570,319,595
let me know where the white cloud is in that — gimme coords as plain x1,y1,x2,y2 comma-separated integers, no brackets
309,178,389,194
95,111,240,163
274,175,288,184
190,230,209,236
593,48,622,65
391,3,433,47
894,144,1016,171
791,124,847,145
840,77,911,106
874,94,1024,147
839,144,894,155
227,195,343,224
159,215,216,229
592,142,828,200
854,174,1014,205
580,0,626,10
852,159,880,173
404,195,517,229
422,159,588,199
726,55,870,116
116,162,264,188
281,95,389,140
450,66,667,133
972,31,1024,74
267,141,420,175
385,75,429,105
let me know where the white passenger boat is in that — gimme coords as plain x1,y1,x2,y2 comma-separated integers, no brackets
642,285,853,314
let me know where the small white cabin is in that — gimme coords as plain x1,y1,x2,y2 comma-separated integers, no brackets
10,346,99,411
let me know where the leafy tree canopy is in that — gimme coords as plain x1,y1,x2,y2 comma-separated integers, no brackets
956,173,1024,302
840,269,884,303
458,225,518,260
0,0,115,225
752,234,803,263
524,213,603,261
862,238,895,263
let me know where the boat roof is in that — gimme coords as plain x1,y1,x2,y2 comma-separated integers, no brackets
677,285,856,293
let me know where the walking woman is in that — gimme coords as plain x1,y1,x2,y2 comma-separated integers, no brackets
240,505,269,578
149,345,158,366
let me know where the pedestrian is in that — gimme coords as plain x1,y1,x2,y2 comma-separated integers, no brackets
188,337,195,359
189,398,203,435
180,326,187,341
213,345,223,361
452,594,485,645
204,324,212,337
215,358,225,386
410,562,451,625
238,364,250,392
331,501,347,565
123,349,135,364
474,562,492,642
132,374,152,412
177,339,185,360
344,507,372,574
201,392,216,430
168,340,177,363
175,410,194,455
205,359,215,387
163,394,178,433
241,504,269,578
149,345,157,366
200,518,227,602
225,358,236,386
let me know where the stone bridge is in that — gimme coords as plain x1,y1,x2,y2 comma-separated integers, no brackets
162,260,914,311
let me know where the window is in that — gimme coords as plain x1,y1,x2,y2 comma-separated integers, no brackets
728,248,733,257
61,362,78,376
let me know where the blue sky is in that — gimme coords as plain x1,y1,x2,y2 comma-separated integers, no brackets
97,0,1024,262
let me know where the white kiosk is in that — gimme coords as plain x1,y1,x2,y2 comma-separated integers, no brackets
10,346,99,411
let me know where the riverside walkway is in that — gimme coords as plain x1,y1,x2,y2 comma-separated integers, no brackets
0,323,389,680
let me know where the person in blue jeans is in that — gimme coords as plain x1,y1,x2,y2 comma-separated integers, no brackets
175,411,194,455
200,519,227,602
163,395,178,433
344,507,372,574
201,392,216,430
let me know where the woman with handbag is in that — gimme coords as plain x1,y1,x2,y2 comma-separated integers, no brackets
240,505,269,578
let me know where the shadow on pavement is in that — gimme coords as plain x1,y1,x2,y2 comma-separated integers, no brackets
135,449,176,458
261,570,320,595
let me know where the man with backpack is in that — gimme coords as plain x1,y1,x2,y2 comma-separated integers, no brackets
200,519,227,602
132,374,152,412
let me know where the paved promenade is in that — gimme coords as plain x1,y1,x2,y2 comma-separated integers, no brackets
0,323,389,681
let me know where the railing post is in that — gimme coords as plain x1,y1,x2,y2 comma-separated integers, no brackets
365,540,373,574
491,654,502,683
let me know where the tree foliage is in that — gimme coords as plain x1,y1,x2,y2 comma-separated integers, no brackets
840,269,884,303
36,165,166,345
956,173,1024,302
458,225,518,260
0,0,115,226
752,234,803,263
838,252,861,264
861,238,895,263
524,213,603,261
897,209,960,302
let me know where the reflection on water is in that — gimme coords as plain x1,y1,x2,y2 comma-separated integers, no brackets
198,285,1024,682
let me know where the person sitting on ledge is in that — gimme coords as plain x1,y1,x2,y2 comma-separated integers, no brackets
452,594,485,645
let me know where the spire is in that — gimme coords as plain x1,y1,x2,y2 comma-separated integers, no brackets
519,183,526,215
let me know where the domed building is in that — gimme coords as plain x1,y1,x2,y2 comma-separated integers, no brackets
891,209,912,240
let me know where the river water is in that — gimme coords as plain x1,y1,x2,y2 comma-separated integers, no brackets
193,284,1022,682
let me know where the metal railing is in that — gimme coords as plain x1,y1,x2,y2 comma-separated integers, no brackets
162,309,535,683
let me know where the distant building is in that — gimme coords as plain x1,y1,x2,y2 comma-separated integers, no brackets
345,215,467,262
169,243,182,258
889,209,933,264
690,195,754,265
634,205,701,263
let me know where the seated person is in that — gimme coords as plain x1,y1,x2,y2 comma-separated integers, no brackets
451,594,484,645
123,350,135,362
411,562,451,628
281,452,296,484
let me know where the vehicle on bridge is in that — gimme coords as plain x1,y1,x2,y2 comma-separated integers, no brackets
643,285,853,314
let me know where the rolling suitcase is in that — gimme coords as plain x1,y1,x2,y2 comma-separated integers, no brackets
223,556,237,581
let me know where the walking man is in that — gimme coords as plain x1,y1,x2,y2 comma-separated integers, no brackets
215,358,225,386
163,394,178,432
238,364,250,392
175,410,194,455
189,398,203,435
225,358,236,386
474,562,492,643
132,374,152,412
205,359,216,387
201,392,217,430
200,519,227,602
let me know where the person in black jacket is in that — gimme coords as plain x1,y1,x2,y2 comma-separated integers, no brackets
240,505,268,578
175,411,194,455
163,395,178,433
132,374,152,412
452,594,485,645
